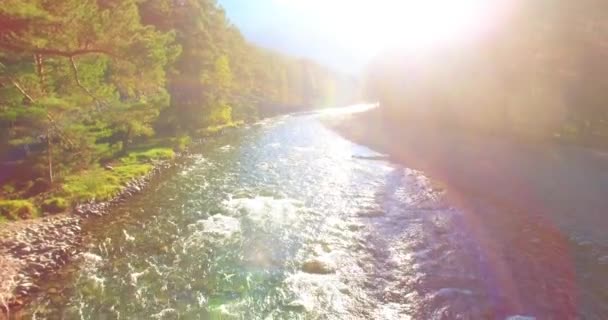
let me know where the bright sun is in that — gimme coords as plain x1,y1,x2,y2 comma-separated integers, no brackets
275,0,508,55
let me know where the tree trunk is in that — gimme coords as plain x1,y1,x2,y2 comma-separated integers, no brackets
122,128,132,154
35,54,45,92
47,129,54,184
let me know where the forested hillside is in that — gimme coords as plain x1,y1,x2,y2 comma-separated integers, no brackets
365,1,608,144
0,0,357,220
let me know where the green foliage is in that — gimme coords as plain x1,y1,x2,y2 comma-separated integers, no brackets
0,0,357,222
62,168,123,202
0,200,39,220
41,197,69,213
120,147,174,164
172,135,192,152
196,121,242,137
58,146,172,202
60,164,148,202
139,0,356,131
95,143,122,163
60,146,172,202
112,163,153,181
206,102,233,127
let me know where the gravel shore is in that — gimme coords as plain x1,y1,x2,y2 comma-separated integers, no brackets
0,161,172,316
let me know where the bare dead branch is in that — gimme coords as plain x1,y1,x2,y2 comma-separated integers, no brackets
7,76,35,103
69,56,98,100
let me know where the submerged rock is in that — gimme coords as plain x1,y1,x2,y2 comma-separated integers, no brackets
198,215,241,238
151,308,178,319
302,256,336,274
346,222,365,231
286,299,312,312
506,316,536,320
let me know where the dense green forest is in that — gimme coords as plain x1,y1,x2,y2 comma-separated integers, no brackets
365,1,608,143
0,0,357,221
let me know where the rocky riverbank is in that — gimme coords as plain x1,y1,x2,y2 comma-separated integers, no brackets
0,159,174,316
0,215,81,314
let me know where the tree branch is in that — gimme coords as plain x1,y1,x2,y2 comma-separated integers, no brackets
69,57,110,111
2,72,76,148
46,112,75,149
0,42,114,58
7,76,35,103
69,56,98,100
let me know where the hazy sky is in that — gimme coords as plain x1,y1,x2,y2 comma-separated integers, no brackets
218,0,510,73
218,0,369,73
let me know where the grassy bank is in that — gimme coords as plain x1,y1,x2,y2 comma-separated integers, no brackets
0,146,175,223
197,121,244,137
0,120,249,223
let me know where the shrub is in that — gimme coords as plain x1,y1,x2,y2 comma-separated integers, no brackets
24,178,51,197
207,103,233,126
0,200,38,220
173,135,192,152
41,197,69,214
1,184,16,198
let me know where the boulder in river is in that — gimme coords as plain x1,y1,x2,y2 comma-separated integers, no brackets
198,214,241,238
302,256,336,274
505,316,536,320
286,299,312,312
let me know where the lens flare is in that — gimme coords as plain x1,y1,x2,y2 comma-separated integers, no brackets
274,0,510,54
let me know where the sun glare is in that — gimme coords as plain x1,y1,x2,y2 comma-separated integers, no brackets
275,0,507,55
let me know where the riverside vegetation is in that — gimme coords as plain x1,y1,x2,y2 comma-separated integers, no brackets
0,0,359,222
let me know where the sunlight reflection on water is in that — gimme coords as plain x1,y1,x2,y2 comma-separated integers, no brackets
21,107,605,319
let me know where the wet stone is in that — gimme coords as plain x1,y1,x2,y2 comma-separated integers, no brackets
506,316,536,320
286,299,311,312
0,177,149,315
302,257,336,274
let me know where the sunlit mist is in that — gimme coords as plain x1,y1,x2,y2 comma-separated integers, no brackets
274,0,509,55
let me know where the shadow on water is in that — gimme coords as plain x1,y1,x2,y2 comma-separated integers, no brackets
353,166,496,319
357,160,606,319
445,190,608,318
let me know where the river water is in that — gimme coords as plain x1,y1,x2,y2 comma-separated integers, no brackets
22,107,608,319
